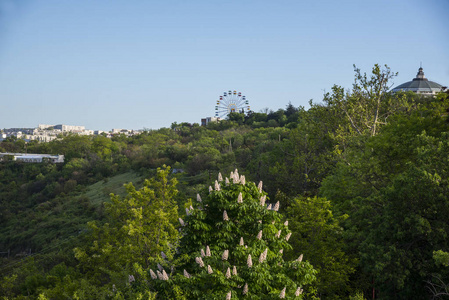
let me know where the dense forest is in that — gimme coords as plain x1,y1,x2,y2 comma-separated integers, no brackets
1,65,449,299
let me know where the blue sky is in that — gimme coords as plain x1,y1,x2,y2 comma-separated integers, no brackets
1,0,448,131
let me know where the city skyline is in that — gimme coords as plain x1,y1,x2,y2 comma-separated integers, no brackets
1,0,448,131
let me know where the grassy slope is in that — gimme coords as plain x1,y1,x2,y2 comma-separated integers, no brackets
0,172,144,259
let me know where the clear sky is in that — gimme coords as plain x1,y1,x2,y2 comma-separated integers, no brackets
1,0,448,131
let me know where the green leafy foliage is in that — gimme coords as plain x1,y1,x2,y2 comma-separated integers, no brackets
285,196,356,299
150,171,317,299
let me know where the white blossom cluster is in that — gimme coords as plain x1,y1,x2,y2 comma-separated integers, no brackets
259,248,268,263
195,256,205,268
222,249,229,260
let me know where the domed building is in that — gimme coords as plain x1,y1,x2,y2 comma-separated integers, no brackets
391,67,445,95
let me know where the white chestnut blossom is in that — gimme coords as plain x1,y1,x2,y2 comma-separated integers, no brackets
273,201,280,212
157,263,163,271
215,180,221,191
226,291,232,300
233,265,237,276
162,270,169,280
201,248,205,257
285,232,292,241
223,210,229,221
257,230,263,240
267,204,272,210
247,254,253,268
279,249,283,254
150,269,157,279
258,181,263,193
161,251,167,259
259,248,268,263
237,192,243,203
195,256,205,267
185,207,190,216
206,245,211,257
179,218,185,226
156,270,163,280
225,177,230,186
295,287,303,296
197,194,202,202
225,267,231,279
284,220,288,226
209,186,213,193
275,230,282,238
218,172,223,181
243,283,248,295
183,269,191,278
239,237,244,246
207,265,213,274
129,275,135,283
222,249,229,260
280,287,286,298
240,175,246,185
260,195,266,206
296,254,303,262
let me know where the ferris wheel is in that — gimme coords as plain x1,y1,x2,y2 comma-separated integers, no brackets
215,90,250,118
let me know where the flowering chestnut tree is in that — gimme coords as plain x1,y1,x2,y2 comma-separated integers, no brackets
151,170,317,299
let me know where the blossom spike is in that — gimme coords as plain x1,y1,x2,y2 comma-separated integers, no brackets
201,248,205,257
276,230,282,238
150,269,157,279
237,192,243,203
225,267,231,279
226,291,232,300
218,172,223,181
222,249,229,260
239,237,244,246
206,245,211,257
280,287,286,298
232,265,237,275
295,287,303,296
209,186,213,193
240,175,246,185
162,269,169,280
183,269,191,278
185,207,190,216
215,180,221,191
267,204,272,210
197,194,202,202
257,230,263,240
161,251,167,259
273,201,280,211
296,254,303,262
225,177,230,186
243,283,248,295
223,210,229,221
285,232,292,241
179,218,185,226
195,256,205,267
258,181,263,192
260,195,266,206
284,220,288,226
247,254,253,268
207,265,213,274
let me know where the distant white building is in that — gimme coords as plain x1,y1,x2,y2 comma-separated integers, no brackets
0,153,64,163
201,117,220,126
